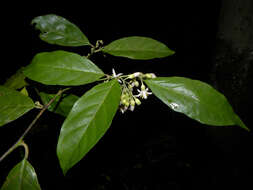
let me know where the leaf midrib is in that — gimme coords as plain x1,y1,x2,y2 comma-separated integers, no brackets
65,80,118,170
78,80,116,150
41,30,89,45
39,21,89,45
37,64,103,75
104,49,170,54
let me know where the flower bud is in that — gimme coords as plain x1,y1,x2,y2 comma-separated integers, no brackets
134,81,139,87
134,72,141,77
34,101,43,109
121,94,128,101
121,94,126,99
122,99,128,106
141,84,146,91
130,99,135,106
129,72,142,79
129,105,135,111
128,84,133,90
134,98,141,105
128,74,135,79
145,73,156,79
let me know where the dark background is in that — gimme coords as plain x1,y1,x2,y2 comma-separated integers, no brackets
1,1,253,189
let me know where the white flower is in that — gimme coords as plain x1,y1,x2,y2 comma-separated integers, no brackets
112,68,123,83
128,72,142,79
136,88,152,99
133,72,142,77
129,105,135,111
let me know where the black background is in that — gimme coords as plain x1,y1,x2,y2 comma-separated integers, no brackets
1,1,253,190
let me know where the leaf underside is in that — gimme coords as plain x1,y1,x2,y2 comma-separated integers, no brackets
4,67,28,90
39,92,79,117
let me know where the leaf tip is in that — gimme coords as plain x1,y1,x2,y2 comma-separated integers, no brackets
235,115,250,132
170,49,176,55
240,123,250,132
62,168,68,176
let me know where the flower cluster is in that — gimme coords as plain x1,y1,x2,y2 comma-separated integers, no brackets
111,69,156,113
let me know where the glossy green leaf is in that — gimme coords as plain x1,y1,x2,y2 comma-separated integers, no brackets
32,14,90,46
0,86,35,127
1,159,41,190
145,77,249,131
102,36,175,60
39,92,79,117
23,50,104,86
4,67,28,90
57,80,121,174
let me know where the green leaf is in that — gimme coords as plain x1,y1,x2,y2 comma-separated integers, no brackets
23,50,104,86
39,92,79,117
20,87,29,97
1,159,41,190
32,14,90,46
0,86,35,127
145,77,249,131
57,80,121,174
102,36,175,60
4,67,28,90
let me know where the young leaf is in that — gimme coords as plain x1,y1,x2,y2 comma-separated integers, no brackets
20,87,29,96
57,79,121,175
39,92,79,117
32,14,90,46
23,50,104,86
0,86,35,127
1,159,41,190
4,67,28,90
102,36,175,60
145,77,249,131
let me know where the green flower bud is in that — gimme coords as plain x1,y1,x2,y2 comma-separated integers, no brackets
141,84,146,91
128,84,133,89
145,73,156,79
121,94,126,99
122,99,128,105
34,101,43,109
128,74,135,79
130,99,135,106
128,72,142,79
121,92,130,100
135,98,141,105
145,74,152,78
134,81,139,87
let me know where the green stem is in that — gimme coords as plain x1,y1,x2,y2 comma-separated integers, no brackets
0,88,70,162
20,141,29,160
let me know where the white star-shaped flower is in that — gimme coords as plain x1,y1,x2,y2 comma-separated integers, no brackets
136,88,152,99
112,68,123,83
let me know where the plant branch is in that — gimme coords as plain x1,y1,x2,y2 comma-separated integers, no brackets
0,88,70,162
20,141,29,160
